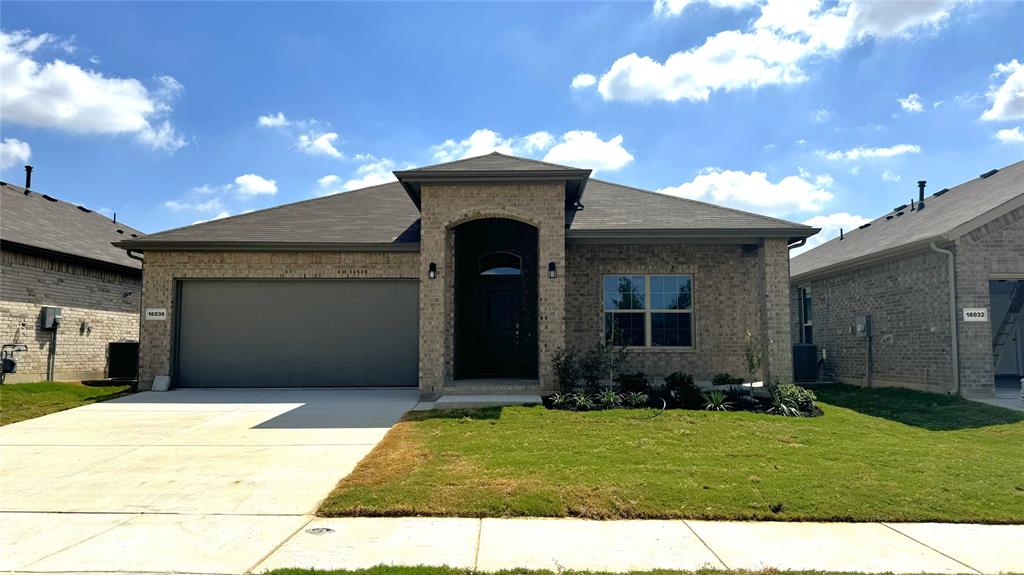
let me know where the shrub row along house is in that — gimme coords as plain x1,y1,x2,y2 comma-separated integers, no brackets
790,159,1024,403
116,153,817,396
0,170,143,382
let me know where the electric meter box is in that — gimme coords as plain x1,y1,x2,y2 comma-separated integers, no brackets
41,306,63,330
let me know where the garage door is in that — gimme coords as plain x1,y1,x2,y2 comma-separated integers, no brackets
176,280,418,387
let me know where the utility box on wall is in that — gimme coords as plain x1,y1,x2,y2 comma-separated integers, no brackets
41,306,63,330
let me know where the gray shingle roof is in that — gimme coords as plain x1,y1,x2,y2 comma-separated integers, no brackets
572,179,815,233
791,159,1024,279
1,181,143,270
120,154,816,250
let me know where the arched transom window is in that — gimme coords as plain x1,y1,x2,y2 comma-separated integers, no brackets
479,251,522,276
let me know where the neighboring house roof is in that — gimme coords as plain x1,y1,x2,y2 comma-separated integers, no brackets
1,181,144,271
791,159,1024,281
118,153,817,251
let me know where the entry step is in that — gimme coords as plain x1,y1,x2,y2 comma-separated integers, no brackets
415,394,543,410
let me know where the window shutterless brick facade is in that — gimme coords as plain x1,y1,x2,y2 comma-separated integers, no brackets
0,249,141,382
791,204,1024,394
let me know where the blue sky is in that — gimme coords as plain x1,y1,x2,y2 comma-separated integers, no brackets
1,1,1022,253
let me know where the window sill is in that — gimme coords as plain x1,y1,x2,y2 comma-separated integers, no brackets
623,346,698,353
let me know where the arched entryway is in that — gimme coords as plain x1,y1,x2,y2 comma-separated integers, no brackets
453,218,539,379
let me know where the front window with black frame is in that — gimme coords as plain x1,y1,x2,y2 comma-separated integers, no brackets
603,274,694,348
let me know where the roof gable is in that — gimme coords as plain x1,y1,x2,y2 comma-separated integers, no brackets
401,152,581,173
1,181,144,270
791,159,1024,279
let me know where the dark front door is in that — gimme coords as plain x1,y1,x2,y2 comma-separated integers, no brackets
479,280,522,376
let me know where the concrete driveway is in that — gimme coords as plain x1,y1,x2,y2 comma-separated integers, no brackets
0,387,419,574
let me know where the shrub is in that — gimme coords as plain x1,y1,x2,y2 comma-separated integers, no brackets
579,347,607,390
614,371,650,394
621,391,649,408
569,392,595,411
596,388,621,408
743,330,762,383
712,373,744,386
702,389,733,411
549,392,570,409
771,382,817,415
551,348,580,392
664,372,703,409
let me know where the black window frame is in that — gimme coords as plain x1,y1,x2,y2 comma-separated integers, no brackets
602,274,695,349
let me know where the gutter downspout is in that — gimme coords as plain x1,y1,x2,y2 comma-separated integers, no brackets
788,238,807,250
930,242,960,396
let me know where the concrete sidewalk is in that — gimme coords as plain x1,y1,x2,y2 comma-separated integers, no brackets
259,517,1022,574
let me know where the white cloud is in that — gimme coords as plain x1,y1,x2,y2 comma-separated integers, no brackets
589,0,963,102
849,165,861,175
342,158,398,191
792,212,872,255
881,169,901,182
653,0,758,18
0,30,185,151
981,59,1024,121
996,126,1024,143
192,211,231,225
813,108,831,123
296,131,343,158
818,143,920,160
258,112,290,128
543,131,634,172
163,197,224,212
431,129,556,163
898,93,923,113
570,73,597,89
0,138,31,170
233,174,277,196
656,167,833,215
317,174,339,187
431,129,631,173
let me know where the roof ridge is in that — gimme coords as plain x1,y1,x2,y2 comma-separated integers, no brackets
136,181,403,241
402,151,580,172
588,177,815,230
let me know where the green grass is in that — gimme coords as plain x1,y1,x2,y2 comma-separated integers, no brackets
264,567,949,575
0,381,134,425
319,384,1024,523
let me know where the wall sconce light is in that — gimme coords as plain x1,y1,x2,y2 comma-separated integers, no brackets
428,262,437,280
548,261,557,279
80,321,92,335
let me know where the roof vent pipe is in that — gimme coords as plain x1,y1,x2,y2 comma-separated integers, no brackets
24,165,32,193
839,228,844,240
917,180,926,210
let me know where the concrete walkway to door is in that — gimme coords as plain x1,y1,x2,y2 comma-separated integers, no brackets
0,387,419,574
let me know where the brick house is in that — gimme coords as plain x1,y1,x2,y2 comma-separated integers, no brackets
790,159,1024,401
1,177,143,383
117,153,816,396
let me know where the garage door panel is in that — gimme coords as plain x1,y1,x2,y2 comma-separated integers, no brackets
177,280,418,388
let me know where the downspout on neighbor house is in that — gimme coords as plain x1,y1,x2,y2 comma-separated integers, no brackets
930,241,960,396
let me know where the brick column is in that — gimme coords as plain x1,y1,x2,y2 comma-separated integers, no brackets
761,239,794,384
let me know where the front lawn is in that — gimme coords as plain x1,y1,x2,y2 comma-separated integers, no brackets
0,381,134,425
320,385,1024,523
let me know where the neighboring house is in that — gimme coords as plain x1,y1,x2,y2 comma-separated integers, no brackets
1,175,144,383
790,159,1024,399
117,153,817,396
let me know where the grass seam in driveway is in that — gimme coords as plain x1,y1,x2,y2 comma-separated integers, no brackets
319,385,1024,524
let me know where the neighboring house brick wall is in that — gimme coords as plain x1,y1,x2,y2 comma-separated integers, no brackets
137,250,419,389
0,249,141,382
419,183,565,393
954,205,1024,393
790,250,954,393
566,241,790,383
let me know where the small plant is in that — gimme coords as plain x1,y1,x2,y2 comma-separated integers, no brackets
614,371,650,393
664,372,703,409
549,392,570,409
743,330,762,384
569,392,595,411
770,382,817,416
551,348,581,393
712,372,744,386
621,391,649,408
702,389,733,411
578,346,607,390
597,387,621,408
